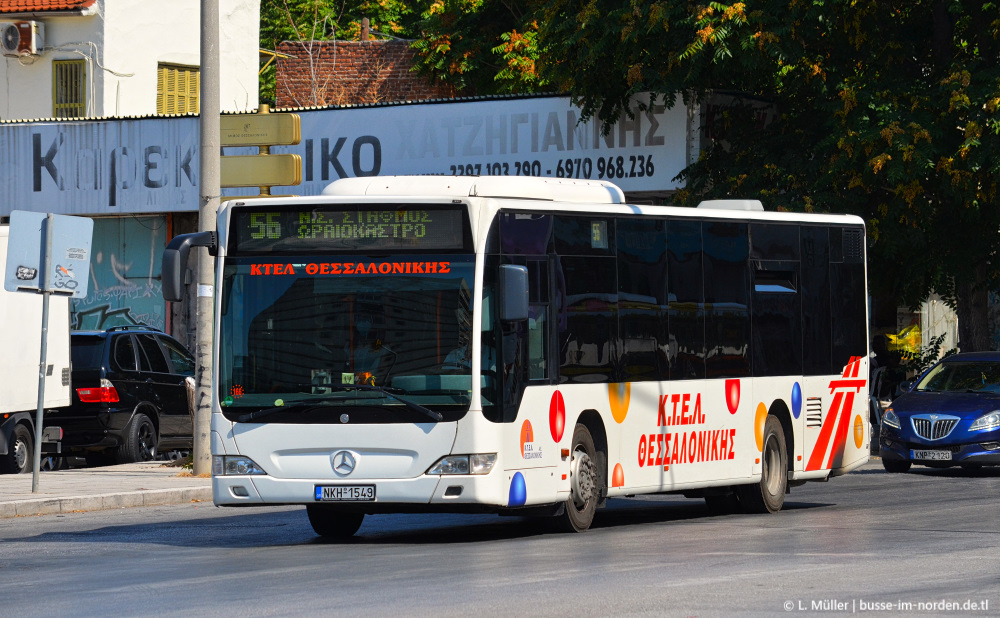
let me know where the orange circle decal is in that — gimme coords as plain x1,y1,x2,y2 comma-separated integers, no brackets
519,420,534,458
754,403,768,451
854,415,864,449
612,463,625,488
609,382,631,424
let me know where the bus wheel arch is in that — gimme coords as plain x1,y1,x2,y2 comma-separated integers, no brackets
765,399,795,478
737,411,788,513
576,410,608,506
555,411,607,532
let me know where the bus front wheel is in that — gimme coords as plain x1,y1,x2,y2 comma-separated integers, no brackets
306,506,365,538
737,415,787,513
555,424,600,532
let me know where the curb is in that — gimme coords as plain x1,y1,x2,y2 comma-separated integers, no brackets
0,486,213,519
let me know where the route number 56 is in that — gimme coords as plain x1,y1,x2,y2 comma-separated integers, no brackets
250,213,281,239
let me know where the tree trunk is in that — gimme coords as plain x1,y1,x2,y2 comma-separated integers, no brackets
956,263,990,351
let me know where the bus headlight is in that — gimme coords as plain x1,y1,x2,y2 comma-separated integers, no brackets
427,453,496,475
213,455,267,476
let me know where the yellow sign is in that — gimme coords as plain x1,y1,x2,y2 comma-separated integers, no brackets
221,113,300,147
221,154,302,188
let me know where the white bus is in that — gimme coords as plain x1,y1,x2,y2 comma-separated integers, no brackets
162,176,870,537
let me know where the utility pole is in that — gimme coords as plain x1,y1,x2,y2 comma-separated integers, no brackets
195,0,220,476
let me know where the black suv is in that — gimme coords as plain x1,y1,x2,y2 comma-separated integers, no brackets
51,326,196,464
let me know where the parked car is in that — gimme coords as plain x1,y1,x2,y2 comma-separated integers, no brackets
48,326,195,465
879,351,1000,472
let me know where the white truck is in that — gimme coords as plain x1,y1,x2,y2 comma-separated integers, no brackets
0,221,70,473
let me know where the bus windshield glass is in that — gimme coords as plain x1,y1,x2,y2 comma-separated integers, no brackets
218,254,487,424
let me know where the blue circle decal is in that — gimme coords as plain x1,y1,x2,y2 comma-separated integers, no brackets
509,472,526,506
791,382,802,419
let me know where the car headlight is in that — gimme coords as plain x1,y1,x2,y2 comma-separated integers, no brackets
427,454,496,475
213,455,267,476
882,409,901,430
969,411,1000,432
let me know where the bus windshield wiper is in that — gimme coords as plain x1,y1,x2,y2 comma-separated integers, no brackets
235,384,443,423
331,383,444,421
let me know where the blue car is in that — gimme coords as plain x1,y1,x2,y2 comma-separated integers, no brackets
879,351,1000,472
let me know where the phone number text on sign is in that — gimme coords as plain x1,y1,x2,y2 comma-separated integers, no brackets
448,155,655,180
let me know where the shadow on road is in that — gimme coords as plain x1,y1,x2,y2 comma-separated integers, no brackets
9,494,839,549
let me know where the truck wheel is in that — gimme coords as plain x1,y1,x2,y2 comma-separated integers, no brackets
306,506,365,538
115,413,157,464
1,424,34,474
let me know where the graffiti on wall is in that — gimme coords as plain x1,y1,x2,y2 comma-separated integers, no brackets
71,216,166,331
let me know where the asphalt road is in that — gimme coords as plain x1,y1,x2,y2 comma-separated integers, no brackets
1,460,997,617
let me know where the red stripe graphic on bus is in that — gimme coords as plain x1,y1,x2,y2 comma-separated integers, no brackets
805,356,866,471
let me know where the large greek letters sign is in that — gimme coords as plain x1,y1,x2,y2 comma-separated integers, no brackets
0,94,690,216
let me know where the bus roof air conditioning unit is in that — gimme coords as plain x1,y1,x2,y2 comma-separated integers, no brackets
1,21,44,57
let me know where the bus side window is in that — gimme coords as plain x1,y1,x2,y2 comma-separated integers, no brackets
526,259,549,381
527,305,546,380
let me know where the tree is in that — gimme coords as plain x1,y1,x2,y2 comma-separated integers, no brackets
537,0,1000,350
260,0,418,105
409,0,548,94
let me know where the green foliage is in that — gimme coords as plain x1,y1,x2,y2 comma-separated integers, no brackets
259,0,419,104
538,0,1000,347
409,0,548,95
905,334,958,377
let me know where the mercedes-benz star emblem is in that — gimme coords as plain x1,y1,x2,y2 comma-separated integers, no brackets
331,450,357,477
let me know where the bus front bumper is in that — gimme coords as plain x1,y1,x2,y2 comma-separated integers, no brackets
213,474,504,509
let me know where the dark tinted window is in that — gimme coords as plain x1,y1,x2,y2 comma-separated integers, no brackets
500,213,551,255
557,255,617,383
752,260,802,376
554,215,614,255
703,222,750,378
831,261,867,369
71,336,105,370
113,335,137,371
136,334,170,373
667,220,704,380
161,336,195,375
801,226,832,375
751,223,799,261
617,218,667,381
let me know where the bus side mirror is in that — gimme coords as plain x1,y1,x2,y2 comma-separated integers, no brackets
162,231,217,302
499,264,528,322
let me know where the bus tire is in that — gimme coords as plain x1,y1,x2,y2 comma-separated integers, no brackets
1,423,33,474
306,506,365,538
554,423,600,532
737,415,787,513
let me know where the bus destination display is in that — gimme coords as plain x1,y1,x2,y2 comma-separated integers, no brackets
232,206,467,253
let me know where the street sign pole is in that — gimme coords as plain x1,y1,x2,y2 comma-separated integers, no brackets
195,0,221,476
31,214,53,493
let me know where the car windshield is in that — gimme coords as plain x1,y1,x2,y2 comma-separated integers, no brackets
218,254,493,423
916,360,1000,393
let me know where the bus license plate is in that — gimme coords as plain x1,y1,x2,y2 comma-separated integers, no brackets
911,449,951,461
315,485,376,501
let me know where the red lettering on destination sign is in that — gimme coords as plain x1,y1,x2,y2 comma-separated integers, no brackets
250,262,452,276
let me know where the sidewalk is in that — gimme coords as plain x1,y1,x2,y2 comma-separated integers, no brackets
0,462,212,518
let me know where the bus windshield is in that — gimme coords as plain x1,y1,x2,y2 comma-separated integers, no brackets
218,254,485,424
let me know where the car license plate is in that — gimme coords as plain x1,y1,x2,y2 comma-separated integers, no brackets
911,449,952,461
315,485,376,501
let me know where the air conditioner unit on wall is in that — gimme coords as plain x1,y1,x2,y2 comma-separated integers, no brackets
1,21,44,58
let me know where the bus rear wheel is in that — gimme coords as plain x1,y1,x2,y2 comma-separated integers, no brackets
554,424,600,532
737,415,787,513
306,505,365,538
